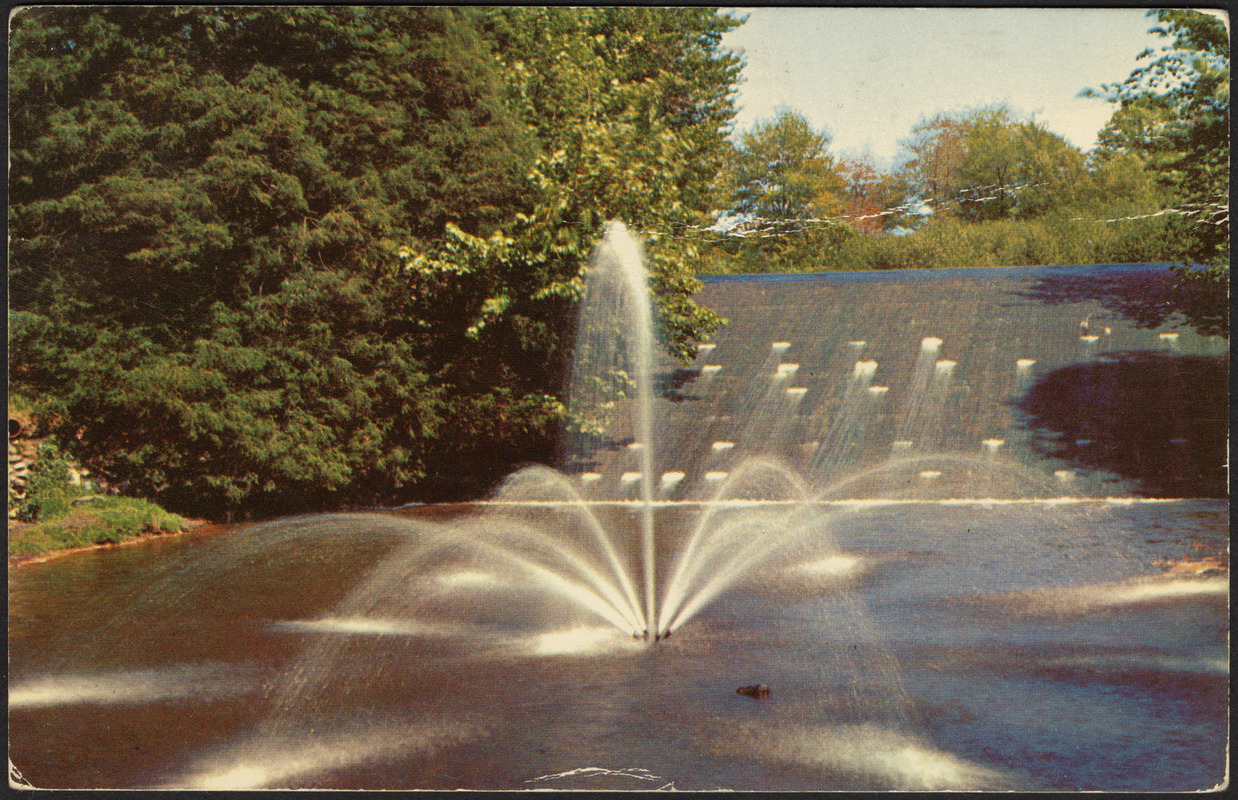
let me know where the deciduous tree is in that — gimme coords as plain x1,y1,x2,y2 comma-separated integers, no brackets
721,109,845,222
1084,9,1229,269
837,153,897,234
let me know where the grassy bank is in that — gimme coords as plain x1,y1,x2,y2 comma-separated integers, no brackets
8,440,194,559
8,495,193,558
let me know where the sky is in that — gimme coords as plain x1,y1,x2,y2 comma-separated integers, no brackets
719,8,1173,169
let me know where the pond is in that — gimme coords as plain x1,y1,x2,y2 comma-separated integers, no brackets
8,253,1229,790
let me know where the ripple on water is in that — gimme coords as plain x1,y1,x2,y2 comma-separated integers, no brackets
709,721,1019,791
173,716,490,789
1010,575,1228,614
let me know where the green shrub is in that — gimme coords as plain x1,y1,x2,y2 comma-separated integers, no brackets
15,442,79,522
94,497,188,540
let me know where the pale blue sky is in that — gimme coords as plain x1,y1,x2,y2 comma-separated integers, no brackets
719,7,1174,168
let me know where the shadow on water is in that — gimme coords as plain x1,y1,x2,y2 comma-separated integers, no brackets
1010,266,1228,337
1015,351,1229,497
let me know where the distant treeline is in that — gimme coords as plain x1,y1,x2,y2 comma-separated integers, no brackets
697,10,1227,280
697,197,1186,276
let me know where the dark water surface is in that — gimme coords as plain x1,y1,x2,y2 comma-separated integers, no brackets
8,264,1228,790
7,501,1227,790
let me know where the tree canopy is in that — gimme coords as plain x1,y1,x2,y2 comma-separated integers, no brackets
721,109,845,223
1085,9,1229,268
8,6,744,517
704,110,853,273
891,105,1094,223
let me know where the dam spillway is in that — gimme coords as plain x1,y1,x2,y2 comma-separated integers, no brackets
569,263,1227,503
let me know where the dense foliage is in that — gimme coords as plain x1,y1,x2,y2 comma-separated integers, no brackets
8,6,743,517
10,7,1224,519
1083,8,1229,333
1086,9,1229,263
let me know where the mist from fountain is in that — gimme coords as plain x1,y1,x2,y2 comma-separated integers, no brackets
437,221,1107,640
233,221,883,645
544,223,845,639
809,359,883,483
209,222,1210,659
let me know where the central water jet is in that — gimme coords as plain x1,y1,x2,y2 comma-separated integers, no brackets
569,221,660,633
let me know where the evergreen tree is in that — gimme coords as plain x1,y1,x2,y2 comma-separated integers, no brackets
9,7,533,516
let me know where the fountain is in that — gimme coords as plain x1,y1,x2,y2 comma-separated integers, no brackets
509,222,841,640
8,230,1228,791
